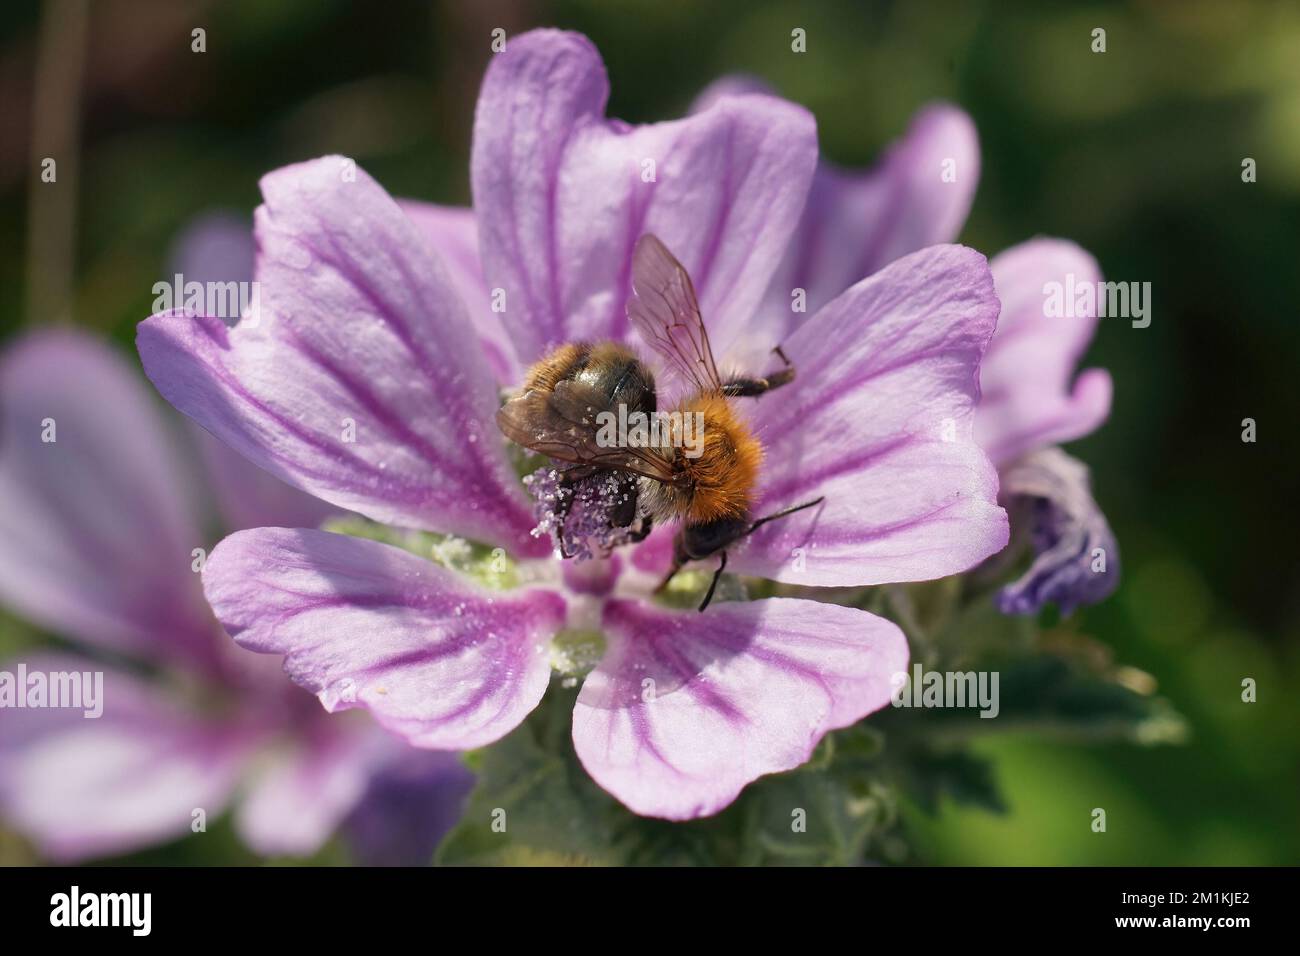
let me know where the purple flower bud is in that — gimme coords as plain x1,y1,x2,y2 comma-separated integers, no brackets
997,448,1119,616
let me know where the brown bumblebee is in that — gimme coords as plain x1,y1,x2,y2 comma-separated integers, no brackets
496,234,823,611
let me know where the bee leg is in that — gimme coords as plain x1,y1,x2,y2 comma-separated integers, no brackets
552,471,585,559
626,513,654,544
556,522,577,559
744,496,825,536
721,375,787,397
697,551,728,612
765,346,796,390
653,560,681,595
654,530,690,594
607,472,640,533
721,347,796,397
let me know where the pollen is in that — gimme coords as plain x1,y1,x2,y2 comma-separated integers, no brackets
523,467,638,561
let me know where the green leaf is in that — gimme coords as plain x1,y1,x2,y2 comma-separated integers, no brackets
436,682,907,866
899,748,1006,815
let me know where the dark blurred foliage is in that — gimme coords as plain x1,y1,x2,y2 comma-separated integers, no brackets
0,0,1296,865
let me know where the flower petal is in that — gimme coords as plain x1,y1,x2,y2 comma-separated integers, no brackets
471,29,817,365
0,332,218,669
572,598,908,819
689,74,772,113
996,447,1120,616
164,211,348,534
0,654,250,862
753,103,981,353
731,245,1009,587
138,156,545,557
344,742,474,866
235,720,381,858
976,238,1113,466
203,527,567,750
398,200,520,385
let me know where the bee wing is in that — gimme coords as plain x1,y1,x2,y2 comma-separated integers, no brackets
496,379,679,484
627,234,724,395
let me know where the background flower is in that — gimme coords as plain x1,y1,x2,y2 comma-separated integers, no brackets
0,328,471,864
692,74,1119,615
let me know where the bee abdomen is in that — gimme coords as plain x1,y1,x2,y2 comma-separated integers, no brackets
523,342,657,415
523,342,588,394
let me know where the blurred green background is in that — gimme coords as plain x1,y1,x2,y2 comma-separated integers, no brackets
0,0,1296,865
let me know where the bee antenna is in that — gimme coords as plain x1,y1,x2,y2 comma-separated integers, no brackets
744,496,824,537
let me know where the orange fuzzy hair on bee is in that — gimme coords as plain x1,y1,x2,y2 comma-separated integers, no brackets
673,392,762,523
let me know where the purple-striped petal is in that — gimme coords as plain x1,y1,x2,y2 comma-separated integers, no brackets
811,103,979,293
203,528,567,750
0,332,218,670
740,98,979,358
730,245,1009,587
138,156,545,557
167,205,512,384
398,200,520,386
976,238,1113,466
471,29,817,366
235,719,381,857
162,210,352,533
996,447,1119,616
572,598,908,819
0,654,251,862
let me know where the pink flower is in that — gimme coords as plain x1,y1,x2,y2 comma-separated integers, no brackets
137,30,1008,819
696,77,1117,614
0,329,470,863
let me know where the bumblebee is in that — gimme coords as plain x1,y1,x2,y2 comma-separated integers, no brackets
497,234,822,609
